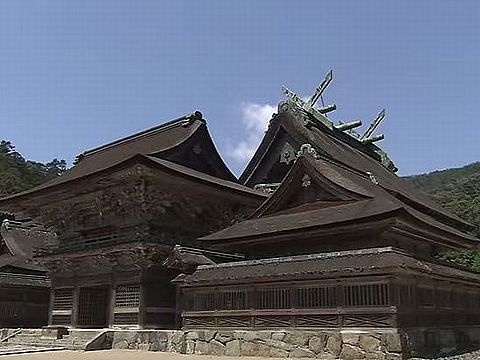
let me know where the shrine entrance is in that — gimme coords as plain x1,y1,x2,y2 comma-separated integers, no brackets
77,286,109,328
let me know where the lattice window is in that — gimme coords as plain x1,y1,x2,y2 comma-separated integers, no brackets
298,286,336,308
192,292,216,311
53,288,74,310
256,288,290,309
216,290,248,310
115,285,141,308
344,283,390,307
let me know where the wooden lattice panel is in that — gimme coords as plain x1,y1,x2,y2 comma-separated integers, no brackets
217,316,251,327
53,288,74,311
184,316,216,327
344,283,390,306
216,290,248,310
298,286,337,308
343,314,391,327
255,288,290,309
296,315,338,327
255,316,292,327
190,292,216,311
115,285,141,308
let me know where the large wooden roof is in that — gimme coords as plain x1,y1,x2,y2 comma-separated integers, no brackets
0,112,261,203
244,110,471,226
201,152,478,248
201,109,477,249
181,247,480,286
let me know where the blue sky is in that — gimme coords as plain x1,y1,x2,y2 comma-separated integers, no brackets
0,1,479,176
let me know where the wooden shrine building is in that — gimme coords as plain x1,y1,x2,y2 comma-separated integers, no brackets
175,74,480,353
0,111,266,329
0,215,50,328
0,73,479,357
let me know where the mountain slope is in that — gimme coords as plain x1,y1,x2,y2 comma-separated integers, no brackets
0,140,66,198
404,162,480,238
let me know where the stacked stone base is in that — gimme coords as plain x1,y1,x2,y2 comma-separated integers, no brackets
112,329,405,359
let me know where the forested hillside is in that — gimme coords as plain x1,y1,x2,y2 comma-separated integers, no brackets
405,162,480,270
0,140,66,197
405,162,480,238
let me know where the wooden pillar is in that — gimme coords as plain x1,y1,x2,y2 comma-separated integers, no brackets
48,288,55,326
108,282,116,328
174,284,182,329
138,283,146,329
71,286,80,327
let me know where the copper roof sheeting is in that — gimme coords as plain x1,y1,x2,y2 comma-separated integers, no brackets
182,247,480,285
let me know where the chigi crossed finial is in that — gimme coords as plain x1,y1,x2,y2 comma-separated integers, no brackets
281,70,386,146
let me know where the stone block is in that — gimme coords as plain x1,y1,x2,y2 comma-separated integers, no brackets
272,331,286,341
195,341,209,355
360,335,381,352
326,334,342,357
265,339,294,351
385,334,402,353
290,347,316,358
269,347,289,358
343,333,360,346
149,338,167,352
185,340,195,354
233,331,247,340
203,330,217,342
366,352,386,360
185,331,199,340
308,335,326,353
340,344,366,360
225,339,241,356
241,341,271,357
209,339,226,356
257,331,272,340
284,331,309,346
215,331,234,344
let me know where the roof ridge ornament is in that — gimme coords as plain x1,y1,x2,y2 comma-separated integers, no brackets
279,71,398,173
296,143,318,159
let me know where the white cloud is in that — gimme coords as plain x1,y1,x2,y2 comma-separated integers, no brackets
228,103,276,163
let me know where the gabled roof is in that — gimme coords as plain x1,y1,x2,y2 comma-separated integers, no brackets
239,110,473,232
201,151,478,247
0,111,238,202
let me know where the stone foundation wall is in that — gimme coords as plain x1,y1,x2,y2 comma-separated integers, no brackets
112,329,405,359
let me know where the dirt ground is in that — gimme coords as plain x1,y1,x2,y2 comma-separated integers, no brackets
3,350,276,360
